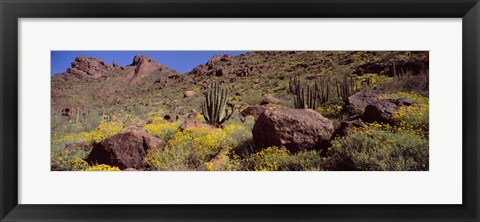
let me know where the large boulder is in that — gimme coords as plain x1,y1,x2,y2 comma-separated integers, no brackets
239,106,271,121
252,107,334,152
362,100,400,124
345,90,383,115
87,131,163,170
334,118,367,137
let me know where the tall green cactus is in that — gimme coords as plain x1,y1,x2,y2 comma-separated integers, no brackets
201,82,234,127
289,76,301,95
306,85,318,110
293,86,305,109
315,77,331,104
336,74,358,102
292,77,329,110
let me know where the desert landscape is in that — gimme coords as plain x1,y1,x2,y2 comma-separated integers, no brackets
51,51,429,171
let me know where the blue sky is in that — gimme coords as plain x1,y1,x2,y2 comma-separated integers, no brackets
51,51,248,75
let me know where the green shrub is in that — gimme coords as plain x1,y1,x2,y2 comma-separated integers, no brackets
378,91,429,104
242,146,290,171
51,149,90,171
278,150,325,171
144,120,181,141
392,104,429,134
144,128,227,170
327,123,428,171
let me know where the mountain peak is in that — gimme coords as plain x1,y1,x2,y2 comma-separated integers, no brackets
62,56,113,79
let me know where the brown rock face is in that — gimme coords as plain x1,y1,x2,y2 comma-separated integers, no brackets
215,67,228,76
345,90,383,115
65,142,91,152
112,61,124,70
260,96,281,105
252,107,334,152
184,91,196,97
155,77,167,89
190,54,234,77
362,100,399,124
130,55,164,77
335,118,367,137
353,51,429,76
239,106,271,121
66,56,113,79
87,131,163,170
179,119,213,131
61,107,76,117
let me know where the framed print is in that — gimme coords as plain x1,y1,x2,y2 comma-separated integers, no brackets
1,0,479,221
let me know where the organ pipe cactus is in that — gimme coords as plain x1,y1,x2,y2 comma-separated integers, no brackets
293,86,306,109
201,82,234,127
315,77,331,104
336,74,358,102
288,77,301,95
292,77,331,109
306,85,318,110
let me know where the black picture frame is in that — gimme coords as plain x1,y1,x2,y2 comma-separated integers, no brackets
1,0,479,221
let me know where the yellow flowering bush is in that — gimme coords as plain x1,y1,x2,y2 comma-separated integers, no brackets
52,132,91,149
222,123,252,147
145,128,227,170
317,104,343,117
85,164,120,171
144,120,180,141
88,121,124,143
392,104,429,134
243,146,290,171
328,123,428,171
205,149,242,171
51,149,89,171
52,121,124,147
378,91,429,104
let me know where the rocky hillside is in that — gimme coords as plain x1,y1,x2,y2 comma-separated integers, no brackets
51,55,182,111
52,51,428,118
51,51,429,171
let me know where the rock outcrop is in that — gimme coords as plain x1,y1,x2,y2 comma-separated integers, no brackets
61,107,76,117
252,107,334,152
63,56,113,79
179,119,213,131
87,131,163,170
239,106,271,121
184,91,196,98
260,96,281,105
345,90,383,116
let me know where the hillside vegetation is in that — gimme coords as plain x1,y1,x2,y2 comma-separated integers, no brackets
51,51,429,171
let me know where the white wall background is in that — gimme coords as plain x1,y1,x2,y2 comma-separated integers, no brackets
18,18,462,204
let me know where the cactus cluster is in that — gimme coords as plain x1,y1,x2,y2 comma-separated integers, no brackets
335,74,359,102
288,77,301,95
290,77,331,110
201,82,234,127
315,77,331,104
